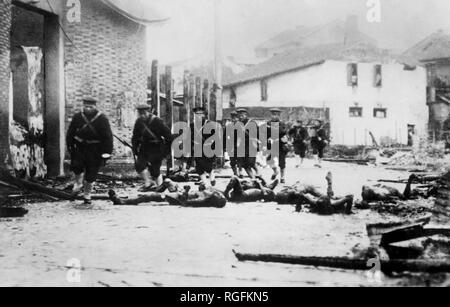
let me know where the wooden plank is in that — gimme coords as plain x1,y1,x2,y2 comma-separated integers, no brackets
195,76,202,109
233,251,450,273
165,66,174,173
160,73,167,118
0,168,75,200
180,70,189,123
150,60,161,116
210,83,218,121
188,75,196,123
203,79,210,115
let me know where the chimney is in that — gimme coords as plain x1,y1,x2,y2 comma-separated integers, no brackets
344,15,359,44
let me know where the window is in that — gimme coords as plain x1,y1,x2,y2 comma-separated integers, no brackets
374,108,387,118
347,63,358,86
229,87,237,108
374,65,382,87
349,107,363,117
260,79,268,101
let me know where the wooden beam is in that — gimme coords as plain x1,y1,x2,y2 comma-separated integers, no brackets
195,77,202,109
203,79,210,117
233,251,450,273
210,84,218,121
181,70,189,123
188,75,196,123
165,66,174,173
150,60,161,116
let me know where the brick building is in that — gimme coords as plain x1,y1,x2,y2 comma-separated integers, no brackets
0,0,167,177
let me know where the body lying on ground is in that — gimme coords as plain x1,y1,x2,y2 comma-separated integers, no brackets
359,174,438,206
223,176,279,203
108,180,227,208
275,173,353,215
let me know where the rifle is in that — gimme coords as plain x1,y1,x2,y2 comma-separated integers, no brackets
113,134,137,164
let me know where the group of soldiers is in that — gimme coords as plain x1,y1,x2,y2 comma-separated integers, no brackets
66,97,328,207
225,108,329,183
67,97,439,215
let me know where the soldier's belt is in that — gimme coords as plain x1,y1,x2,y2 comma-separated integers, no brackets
74,136,101,144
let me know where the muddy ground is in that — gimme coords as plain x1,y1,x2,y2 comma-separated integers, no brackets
0,158,449,287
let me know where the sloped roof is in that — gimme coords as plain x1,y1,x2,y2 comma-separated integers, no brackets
256,25,320,50
255,19,377,52
225,43,406,87
101,0,169,25
403,30,450,62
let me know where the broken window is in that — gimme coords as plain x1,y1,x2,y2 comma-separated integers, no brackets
347,63,358,86
230,87,237,108
349,107,363,117
261,79,268,101
374,108,387,118
374,64,382,87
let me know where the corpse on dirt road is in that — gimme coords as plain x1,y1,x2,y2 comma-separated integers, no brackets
108,179,227,208
275,172,354,215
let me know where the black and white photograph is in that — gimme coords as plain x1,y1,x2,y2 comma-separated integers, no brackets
0,0,450,290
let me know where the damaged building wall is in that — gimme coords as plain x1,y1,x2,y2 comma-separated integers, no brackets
0,1,12,167
63,0,147,159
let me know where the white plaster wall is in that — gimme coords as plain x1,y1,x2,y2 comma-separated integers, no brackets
225,60,427,146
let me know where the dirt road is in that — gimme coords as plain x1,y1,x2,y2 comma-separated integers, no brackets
0,159,447,287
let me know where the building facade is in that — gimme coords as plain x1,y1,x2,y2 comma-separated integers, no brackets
224,48,427,146
0,0,166,177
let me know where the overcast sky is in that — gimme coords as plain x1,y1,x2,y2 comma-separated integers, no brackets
146,0,450,64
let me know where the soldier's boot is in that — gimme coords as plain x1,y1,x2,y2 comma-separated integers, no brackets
280,169,286,184
72,173,84,196
154,179,179,193
83,181,93,205
138,170,156,192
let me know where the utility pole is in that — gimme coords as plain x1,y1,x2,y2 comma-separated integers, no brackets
213,0,223,121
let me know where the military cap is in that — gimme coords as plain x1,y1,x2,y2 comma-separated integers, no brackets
193,106,206,113
82,97,97,106
236,107,248,113
230,110,238,116
136,104,151,111
270,108,282,113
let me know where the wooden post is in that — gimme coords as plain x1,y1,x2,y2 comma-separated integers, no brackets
181,70,189,123
210,83,218,121
195,77,202,109
203,79,210,117
160,73,167,118
188,74,196,123
165,66,174,173
151,60,160,116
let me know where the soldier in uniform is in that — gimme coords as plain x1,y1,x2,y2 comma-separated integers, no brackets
224,110,243,177
443,117,450,154
66,97,113,205
310,119,329,168
289,120,309,168
236,108,260,179
132,104,172,191
191,106,217,187
267,108,289,184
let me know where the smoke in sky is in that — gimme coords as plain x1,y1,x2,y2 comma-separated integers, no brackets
146,0,450,64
